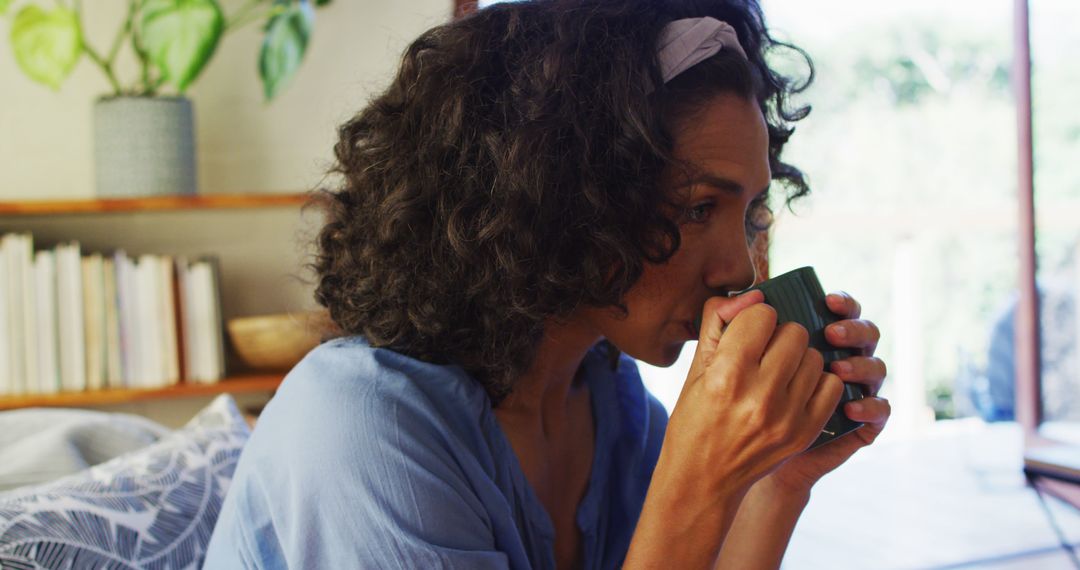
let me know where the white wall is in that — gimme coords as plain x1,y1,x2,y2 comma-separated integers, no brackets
1,0,451,199
0,0,453,425
1,0,454,316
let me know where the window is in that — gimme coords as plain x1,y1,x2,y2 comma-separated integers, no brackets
1031,0,1080,442
640,0,1021,442
455,0,1078,448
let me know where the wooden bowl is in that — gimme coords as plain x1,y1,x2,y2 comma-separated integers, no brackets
226,311,329,372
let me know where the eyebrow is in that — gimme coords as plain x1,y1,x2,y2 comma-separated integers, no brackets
676,173,770,200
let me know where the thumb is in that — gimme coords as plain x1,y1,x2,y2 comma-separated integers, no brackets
695,289,765,363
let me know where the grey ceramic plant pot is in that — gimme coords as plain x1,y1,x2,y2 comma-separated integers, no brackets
93,96,197,198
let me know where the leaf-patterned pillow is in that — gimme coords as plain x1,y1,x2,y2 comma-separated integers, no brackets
0,394,250,570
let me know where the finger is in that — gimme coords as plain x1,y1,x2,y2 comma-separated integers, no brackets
713,300,779,366
715,289,766,327
845,397,891,428
693,290,766,367
759,322,811,389
825,291,862,319
805,371,844,427
785,345,824,403
829,356,887,396
824,319,880,354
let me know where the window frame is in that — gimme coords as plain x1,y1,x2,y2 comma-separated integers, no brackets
455,0,476,17
1014,0,1080,507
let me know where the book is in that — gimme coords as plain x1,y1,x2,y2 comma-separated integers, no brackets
0,236,11,396
171,257,188,383
0,237,227,395
176,257,196,383
183,258,210,383
0,234,232,395
10,234,36,396
184,257,225,383
33,250,60,395
135,254,163,387
56,242,86,393
5,234,25,396
102,257,124,389
114,251,137,388
82,253,107,391
205,257,226,381
158,255,180,386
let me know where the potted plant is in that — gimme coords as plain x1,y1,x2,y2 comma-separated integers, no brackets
2,0,329,197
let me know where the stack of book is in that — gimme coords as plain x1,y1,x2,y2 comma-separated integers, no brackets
0,232,226,397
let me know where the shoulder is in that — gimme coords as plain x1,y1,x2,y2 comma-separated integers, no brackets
247,336,495,473
206,337,509,568
223,337,504,520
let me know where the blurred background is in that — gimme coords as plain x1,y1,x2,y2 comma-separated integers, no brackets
633,0,1080,566
0,1,450,423
2,0,1078,568
640,0,1080,444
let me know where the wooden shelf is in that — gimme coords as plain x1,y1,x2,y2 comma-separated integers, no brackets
0,192,317,216
0,374,284,411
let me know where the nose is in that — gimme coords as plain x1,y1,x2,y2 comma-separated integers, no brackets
704,230,758,296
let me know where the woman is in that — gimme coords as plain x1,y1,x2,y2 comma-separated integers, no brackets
205,0,889,568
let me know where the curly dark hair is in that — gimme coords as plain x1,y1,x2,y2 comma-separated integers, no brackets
312,0,813,404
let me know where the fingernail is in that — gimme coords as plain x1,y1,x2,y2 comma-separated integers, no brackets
848,402,863,414
832,324,847,339
832,361,853,375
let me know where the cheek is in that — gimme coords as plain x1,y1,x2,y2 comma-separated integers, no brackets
624,262,682,319
596,245,702,363
622,234,710,326
619,264,694,339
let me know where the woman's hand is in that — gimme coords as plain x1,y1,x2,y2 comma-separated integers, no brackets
626,290,844,569
762,290,890,494
662,289,846,498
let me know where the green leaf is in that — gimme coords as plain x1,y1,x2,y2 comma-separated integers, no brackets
139,0,225,92
10,5,82,90
314,0,331,6
0,0,14,16
259,1,313,101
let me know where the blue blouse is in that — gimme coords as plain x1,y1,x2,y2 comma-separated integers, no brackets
204,336,668,569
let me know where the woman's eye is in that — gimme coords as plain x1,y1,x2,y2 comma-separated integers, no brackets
682,202,714,224
745,196,774,237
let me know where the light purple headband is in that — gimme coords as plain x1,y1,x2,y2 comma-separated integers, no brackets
653,17,747,91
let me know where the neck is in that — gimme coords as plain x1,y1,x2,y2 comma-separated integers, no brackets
495,316,602,435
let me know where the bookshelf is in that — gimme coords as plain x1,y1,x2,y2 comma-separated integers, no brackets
0,193,313,216
0,374,286,411
0,192,317,412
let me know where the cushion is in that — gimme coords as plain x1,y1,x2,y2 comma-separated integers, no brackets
0,394,251,570
0,408,170,493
